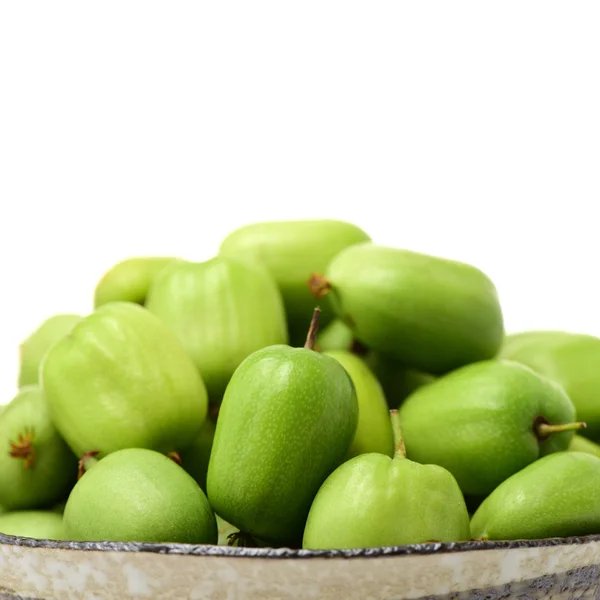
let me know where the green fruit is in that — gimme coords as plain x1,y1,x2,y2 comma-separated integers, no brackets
363,351,435,409
323,350,394,459
399,359,582,497
312,244,504,374
145,257,288,401
41,301,208,458
18,314,82,387
94,256,177,308
316,319,355,352
207,308,359,547
471,451,600,540
0,510,65,540
302,411,470,549
179,418,216,492
500,330,600,442
0,386,77,510
219,219,371,346
568,434,600,459
64,448,217,544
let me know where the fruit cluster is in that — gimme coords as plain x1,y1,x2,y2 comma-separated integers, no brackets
1,219,600,549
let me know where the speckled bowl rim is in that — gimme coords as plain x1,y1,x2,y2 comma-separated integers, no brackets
2,533,600,559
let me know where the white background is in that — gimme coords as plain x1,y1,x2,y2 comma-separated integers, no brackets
1,2,599,404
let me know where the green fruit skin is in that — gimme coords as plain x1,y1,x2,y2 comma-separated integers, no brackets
323,350,394,459
0,510,65,540
179,418,216,492
399,359,577,497
302,453,471,549
207,344,359,546
94,256,177,308
568,434,600,459
0,386,77,510
18,314,82,388
146,257,289,401
501,330,600,442
364,351,435,409
471,451,600,540
316,319,355,352
324,244,505,375
218,219,371,346
41,302,208,458
64,448,217,544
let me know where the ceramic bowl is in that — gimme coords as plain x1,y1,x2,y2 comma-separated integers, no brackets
2,534,600,600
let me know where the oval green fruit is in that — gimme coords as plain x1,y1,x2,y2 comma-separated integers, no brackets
146,257,288,401
471,451,600,540
315,244,504,374
500,330,600,442
399,359,580,497
568,434,600,459
0,386,77,510
18,314,82,388
41,301,208,458
64,448,217,544
316,319,355,352
323,350,394,459
207,314,358,547
219,219,371,345
0,510,65,540
94,256,177,308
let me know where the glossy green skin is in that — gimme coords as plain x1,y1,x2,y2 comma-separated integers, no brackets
218,219,371,346
569,434,600,459
399,359,577,497
325,244,505,374
64,448,217,544
316,319,354,352
0,510,65,540
179,418,216,492
146,257,289,401
324,350,394,459
207,344,358,546
364,351,435,409
471,451,600,540
0,386,77,510
501,330,600,442
303,453,470,549
41,302,208,458
93,256,177,308
18,314,82,388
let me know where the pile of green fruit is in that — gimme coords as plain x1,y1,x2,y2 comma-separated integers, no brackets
2,218,600,549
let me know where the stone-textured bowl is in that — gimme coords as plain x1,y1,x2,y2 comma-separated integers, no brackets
2,535,600,599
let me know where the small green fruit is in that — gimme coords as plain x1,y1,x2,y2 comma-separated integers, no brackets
41,302,208,458
311,244,504,374
219,219,371,346
471,452,600,540
399,359,583,497
323,350,394,459
501,330,600,442
93,256,177,308
179,418,216,492
64,448,217,544
146,257,288,401
0,510,65,540
569,434,600,459
207,308,359,547
18,314,82,388
0,386,77,510
302,411,470,549
316,319,355,352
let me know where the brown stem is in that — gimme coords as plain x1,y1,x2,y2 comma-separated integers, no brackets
9,428,37,469
227,531,261,547
307,274,332,299
534,416,587,441
304,307,322,350
168,451,182,465
77,450,100,480
390,410,407,459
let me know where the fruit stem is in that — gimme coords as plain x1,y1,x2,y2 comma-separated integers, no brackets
9,428,37,469
536,421,587,439
167,451,182,465
390,410,407,459
307,274,332,299
78,450,100,480
304,307,322,350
